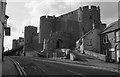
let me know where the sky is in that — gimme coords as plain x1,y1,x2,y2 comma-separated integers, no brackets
4,0,119,51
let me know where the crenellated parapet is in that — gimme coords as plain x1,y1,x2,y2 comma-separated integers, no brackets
40,15,55,20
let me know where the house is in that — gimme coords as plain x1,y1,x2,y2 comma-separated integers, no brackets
76,23,106,61
76,19,120,63
100,19,120,63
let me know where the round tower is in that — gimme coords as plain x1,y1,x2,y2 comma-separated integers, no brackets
39,15,55,43
12,39,17,49
90,5,101,29
82,6,93,33
78,7,83,38
24,26,37,45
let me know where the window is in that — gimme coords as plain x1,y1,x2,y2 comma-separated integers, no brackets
90,15,92,19
103,35,108,44
105,35,108,43
115,31,120,42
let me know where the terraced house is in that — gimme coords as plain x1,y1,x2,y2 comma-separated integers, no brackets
100,19,120,63
76,19,120,63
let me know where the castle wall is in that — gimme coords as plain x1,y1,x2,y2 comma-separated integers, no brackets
32,33,43,52
38,5,103,51
67,20,79,41
55,6,101,41
58,9,79,21
56,9,79,34
33,33,39,44
55,9,81,42
12,37,24,50
46,32,72,51
39,15,55,43
55,19,66,32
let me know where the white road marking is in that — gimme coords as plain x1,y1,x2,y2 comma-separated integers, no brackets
67,70,82,75
33,59,119,73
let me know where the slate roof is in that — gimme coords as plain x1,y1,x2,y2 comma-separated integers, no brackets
101,20,119,34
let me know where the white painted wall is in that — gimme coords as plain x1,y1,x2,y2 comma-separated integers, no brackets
0,1,7,76
0,21,3,77
0,22,3,61
116,50,119,62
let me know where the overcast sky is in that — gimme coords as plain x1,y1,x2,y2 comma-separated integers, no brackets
4,0,119,51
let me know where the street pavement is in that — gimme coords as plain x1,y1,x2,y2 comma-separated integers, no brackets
48,58,119,73
67,51,119,72
5,56,119,77
2,57,18,76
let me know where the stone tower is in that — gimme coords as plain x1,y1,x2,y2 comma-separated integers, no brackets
24,26,37,51
12,39,18,49
38,5,102,51
39,15,55,44
81,5,101,34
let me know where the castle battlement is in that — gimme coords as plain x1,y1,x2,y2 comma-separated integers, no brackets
58,9,78,19
25,25,37,28
82,5,99,10
40,15,55,20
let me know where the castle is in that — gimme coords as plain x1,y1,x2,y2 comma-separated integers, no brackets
24,5,106,56
11,5,120,63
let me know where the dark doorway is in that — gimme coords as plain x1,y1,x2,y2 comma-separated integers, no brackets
56,39,62,49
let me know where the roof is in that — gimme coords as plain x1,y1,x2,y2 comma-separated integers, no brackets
101,21,118,34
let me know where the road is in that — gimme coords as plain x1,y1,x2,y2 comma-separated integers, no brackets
10,56,119,77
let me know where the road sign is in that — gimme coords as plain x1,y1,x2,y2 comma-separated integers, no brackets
5,27,10,36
